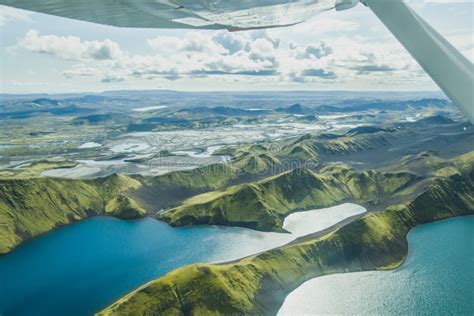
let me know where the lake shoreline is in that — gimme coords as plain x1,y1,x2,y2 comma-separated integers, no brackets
0,203,367,315
98,170,474,315
277,215,474,316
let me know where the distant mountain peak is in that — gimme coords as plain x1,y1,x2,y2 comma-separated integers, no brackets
416,115,454,124
276,103,308,114
31,98,60,107
177,106,268,117
345,126,391,136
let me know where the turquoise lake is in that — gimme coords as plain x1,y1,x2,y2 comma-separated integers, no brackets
0,203,365,315
279,216,474,315
0,217,291,316
0,211,471,315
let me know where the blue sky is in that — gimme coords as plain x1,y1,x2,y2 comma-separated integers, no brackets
0,0,472,93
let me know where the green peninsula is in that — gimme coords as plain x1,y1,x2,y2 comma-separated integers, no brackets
99,161,474,315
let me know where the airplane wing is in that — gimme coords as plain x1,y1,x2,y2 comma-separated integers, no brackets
0,0,346,30
1,0,472,122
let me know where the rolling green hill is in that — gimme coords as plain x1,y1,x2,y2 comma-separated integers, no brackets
282,131,393,159
158,152,474,233
158,166,418,231
1,117,471,256
0,148,285,254
128,151,283,211
220,129,395,163
0,174,144,254
99,166,474,316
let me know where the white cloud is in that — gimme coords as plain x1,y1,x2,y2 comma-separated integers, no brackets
292,42,333,60
62,65,98,78
213,32,247,54
128,30,281,79
19,30,123,61
147,32,226,55
443,33,474,62
101,73,125,83
52,28,423,86
9,0,470,92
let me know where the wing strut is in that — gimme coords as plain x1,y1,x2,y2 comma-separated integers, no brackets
363,0,474,123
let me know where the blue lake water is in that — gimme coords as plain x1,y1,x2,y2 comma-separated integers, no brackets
279,216,474,315
0,204,365,316
0,218,289,316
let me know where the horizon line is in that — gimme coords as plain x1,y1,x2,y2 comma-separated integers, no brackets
0,88,446,96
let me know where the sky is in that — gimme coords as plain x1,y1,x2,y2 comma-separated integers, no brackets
0,0,472,93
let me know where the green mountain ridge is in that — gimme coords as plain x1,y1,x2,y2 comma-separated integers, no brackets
0,149,289,254
99,166,474,316
158,166,419,231
209,128,396,167
0,144,472,255
0,174,144,254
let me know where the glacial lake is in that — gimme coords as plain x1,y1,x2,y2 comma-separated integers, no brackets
279,216,474,315
0,204,365,315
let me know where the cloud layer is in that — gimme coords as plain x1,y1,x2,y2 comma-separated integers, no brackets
4,0,472,91
18,27,420,86
19,30,123,61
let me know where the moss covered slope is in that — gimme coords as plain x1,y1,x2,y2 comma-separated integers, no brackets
99,169,474,316
129,151,282,211
0,174,144,254
158,166,418,231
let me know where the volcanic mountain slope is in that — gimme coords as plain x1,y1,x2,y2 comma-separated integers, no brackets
159,152,474,232
1,125,472,252
216,117,473,166
158,166,418,231
0,144,286,254
0,122,471,254
0,174,144,254
99,153,474,316
134,126,413,213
